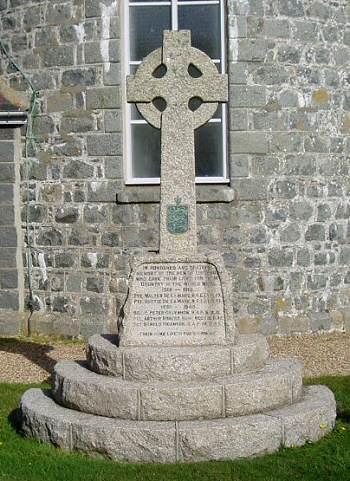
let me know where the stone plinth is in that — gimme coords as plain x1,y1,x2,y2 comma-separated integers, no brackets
19,331,337,462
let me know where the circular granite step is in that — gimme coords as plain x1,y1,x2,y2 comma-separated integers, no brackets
53,358,303,421
20,385,336,463
86,334,269,382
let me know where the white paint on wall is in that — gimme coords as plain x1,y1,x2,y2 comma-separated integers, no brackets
236,0,250,15
100,1,118,73
230,36,239,63
33,294,44,311
38,252,48,284
87,253,98,268
74,24,86,44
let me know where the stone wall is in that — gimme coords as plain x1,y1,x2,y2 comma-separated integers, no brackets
0,127,25,335
0,0,349,337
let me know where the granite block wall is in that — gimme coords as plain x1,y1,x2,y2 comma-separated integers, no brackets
0,127,24,335
0,0,349,337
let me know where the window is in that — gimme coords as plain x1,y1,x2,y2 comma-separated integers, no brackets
124,0,227,185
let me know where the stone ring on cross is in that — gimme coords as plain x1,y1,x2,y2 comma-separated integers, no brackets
127,30,228,130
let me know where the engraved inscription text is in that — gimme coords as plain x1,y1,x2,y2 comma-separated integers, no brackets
126,262,226,346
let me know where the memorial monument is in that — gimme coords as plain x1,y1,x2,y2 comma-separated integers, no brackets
20,31,336,463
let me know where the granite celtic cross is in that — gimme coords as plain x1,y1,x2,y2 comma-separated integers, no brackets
127,30,228,254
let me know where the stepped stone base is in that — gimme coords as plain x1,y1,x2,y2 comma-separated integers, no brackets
19,334,336,463
53,358,303,421
21,386,336,463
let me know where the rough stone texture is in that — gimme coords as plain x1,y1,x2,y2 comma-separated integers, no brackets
20,385,336,463
0,0,349,336
267,385,336,446
0,127,23,328
52,357,301,422
232,333,269,372
21,388,177,463
53,361,139,420
224,358,302,416
87,333,269,381
178,414,282,462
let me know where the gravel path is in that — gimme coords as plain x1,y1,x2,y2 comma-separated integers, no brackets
0,332,349,383
0,338,85,384
269,332,350,378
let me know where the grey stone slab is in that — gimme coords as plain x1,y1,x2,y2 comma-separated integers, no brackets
140,381,223,421
232,334,269,372
178,414,282,462
123,345,231,383
120,253,235,347
20,389,73,450
0,206,15,225
0,164,15,182
20,388,176,463
122,257,225,346
0,142,15,162
53,361,138,420
263,358,304,402
224,359,303,417
0,311,23,336
268,385,336,447
0,291,19,310
0,226,17,247
86,335,124,377
54,360,225,421
87,334,268,382
71,415,176,464
116,186,235,204
0,184,14,205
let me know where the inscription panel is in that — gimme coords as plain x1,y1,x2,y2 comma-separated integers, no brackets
123,262,226,346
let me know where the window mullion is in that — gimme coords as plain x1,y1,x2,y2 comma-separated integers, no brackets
171,0,178,30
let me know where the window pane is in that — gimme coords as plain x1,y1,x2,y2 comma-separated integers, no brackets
178,4,221,59
130,6,171,61
195,122,223,177
212,103,222,119
132,124,161,178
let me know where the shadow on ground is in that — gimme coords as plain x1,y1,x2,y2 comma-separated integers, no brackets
8,408,21,431
0,338,56,382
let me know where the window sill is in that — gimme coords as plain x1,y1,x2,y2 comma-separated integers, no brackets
117,185,235,204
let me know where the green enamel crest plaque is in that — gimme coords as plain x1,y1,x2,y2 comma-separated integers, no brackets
167,197,189,235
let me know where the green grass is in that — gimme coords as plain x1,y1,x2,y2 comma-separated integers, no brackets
0,377,349,481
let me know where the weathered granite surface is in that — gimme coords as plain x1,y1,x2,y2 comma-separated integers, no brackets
20,385,336,463
53,358,302,422
127,30,228,256
121,31,230,348
87,333,269,381
267,385,336,447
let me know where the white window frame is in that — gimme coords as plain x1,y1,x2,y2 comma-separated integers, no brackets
123,0,228,185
